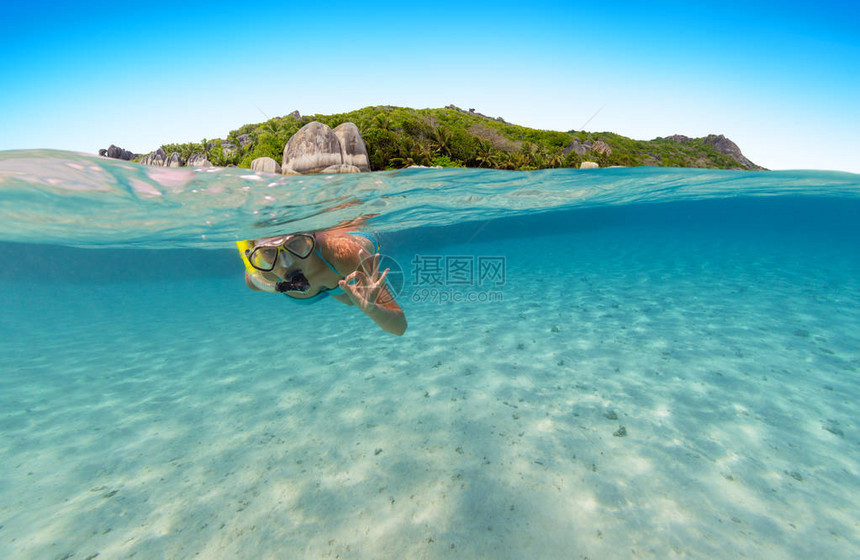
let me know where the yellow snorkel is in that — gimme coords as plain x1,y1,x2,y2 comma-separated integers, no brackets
237,239,282,292
236,240,257,276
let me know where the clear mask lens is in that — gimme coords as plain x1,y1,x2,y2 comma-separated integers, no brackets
284,235,314,258
249,247,278,271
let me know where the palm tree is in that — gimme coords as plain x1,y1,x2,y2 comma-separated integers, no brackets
410,141,432,167
374,113,392,130
495,151,513,170
431,126,453,157
546,152,564,168
262,120,278,136
531,148,546,169
391,137,432,168
475,139,498,168
510,152,530,170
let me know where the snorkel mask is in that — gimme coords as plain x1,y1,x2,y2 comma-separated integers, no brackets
237,234,316,293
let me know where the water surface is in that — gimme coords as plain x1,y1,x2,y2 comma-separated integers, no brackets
1,151,859,559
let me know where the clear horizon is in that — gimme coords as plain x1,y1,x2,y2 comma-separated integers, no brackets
1,0,858,173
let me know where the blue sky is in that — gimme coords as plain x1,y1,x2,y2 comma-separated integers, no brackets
2,0,858,172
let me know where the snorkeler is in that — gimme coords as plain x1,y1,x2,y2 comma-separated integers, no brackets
237,228,407,336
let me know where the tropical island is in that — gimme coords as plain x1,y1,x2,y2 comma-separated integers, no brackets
101,105,763,171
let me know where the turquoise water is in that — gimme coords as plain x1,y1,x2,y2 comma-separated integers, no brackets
1,150,859,559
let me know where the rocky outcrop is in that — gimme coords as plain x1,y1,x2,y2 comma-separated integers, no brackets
99,144,137,160
282,122,345,174
137,149,184,167
563,140,587,157
445,104,506,123
280,121,371,174
564,138,611,157
251,157,282,174
139,148,167,166
187,153,212,167
591,140,612,156
665,134,762,170
704,134,762,170
321,164,362,174
333,122,371,172
580,161,599,169
139,149,185,167
166,152,185,167
221,141,237,157
237,134,251,147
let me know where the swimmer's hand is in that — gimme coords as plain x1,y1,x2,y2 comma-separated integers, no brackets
339,249,407,336
339,250,390,314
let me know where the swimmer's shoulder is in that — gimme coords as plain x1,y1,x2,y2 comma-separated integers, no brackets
318,230,375,269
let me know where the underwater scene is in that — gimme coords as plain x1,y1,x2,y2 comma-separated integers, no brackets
1,150,859,559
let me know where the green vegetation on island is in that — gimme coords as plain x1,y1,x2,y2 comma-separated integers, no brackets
153,105,762,171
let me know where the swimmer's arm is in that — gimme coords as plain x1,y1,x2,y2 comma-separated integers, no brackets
333,290,407,336
322,232,407,335
369,293,408,336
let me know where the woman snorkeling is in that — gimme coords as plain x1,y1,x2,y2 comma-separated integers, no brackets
237,227,407,336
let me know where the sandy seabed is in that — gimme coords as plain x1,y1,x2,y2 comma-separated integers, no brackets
1,226,859,560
